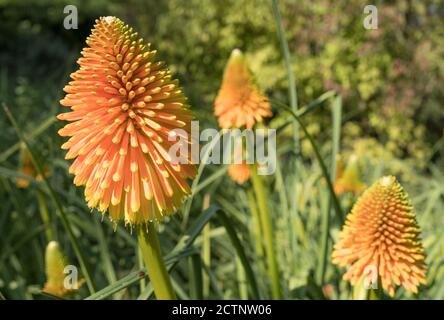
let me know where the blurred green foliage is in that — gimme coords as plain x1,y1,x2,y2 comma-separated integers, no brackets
1,0,442,171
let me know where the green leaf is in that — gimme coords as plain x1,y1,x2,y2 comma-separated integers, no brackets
217,210,260,299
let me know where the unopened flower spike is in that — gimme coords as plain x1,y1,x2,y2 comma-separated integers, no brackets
57,16,196,226
334,154,366,195
43,241,83,297
215,48,272,129
332,176,427,297
16,143,49,188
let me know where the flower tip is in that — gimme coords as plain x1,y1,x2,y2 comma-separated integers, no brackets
215,48,271,129
380,175,395,187
231,48,243,56
229,48,244,63
349,153,358,163
47,241,59,251
103,16,116,24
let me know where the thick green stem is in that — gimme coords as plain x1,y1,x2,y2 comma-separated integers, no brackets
137,247,146,292
368,288,382,300
352,274,383,300
368,278,383,300
201,194,211,298
137,223,176,300
201,223,211,298
250,167,281,299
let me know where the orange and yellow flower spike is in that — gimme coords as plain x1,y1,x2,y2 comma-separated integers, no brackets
57,17,196,226
334,154,366,196
215,49,272,129
43,241,83,297
332,176,427,297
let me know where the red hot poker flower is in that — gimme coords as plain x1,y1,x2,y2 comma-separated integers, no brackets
215,49,272,129
58,17,196,226
332,176,427,297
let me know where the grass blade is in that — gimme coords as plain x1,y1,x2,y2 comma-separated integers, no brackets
193,165,228,195
279,103,344,223
93,218,119,297
85,269,147,300
217,210,260,300
189,254,203,299
271,0,299,147
181,132,222,228
201,194,212,298
315,95,342,287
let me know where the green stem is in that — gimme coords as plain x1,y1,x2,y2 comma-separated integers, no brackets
316,96,342,287
246,188,264,259
352,274,382,300
3,104,96,294
201,194,211,298
237,256,248,299
368,279,383,300
250,167,281,299
368,288,382,300
137,247,146,292
37,189,53,242
137,223,176,300
201,223,211,298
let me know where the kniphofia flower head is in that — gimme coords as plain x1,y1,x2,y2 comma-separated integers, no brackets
334,154,366,196
16,143,48,188
332,176,427,297
227,145,250,185
228,163,250,185
215,49,272,129
58,17,196,226
43,241,83,297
